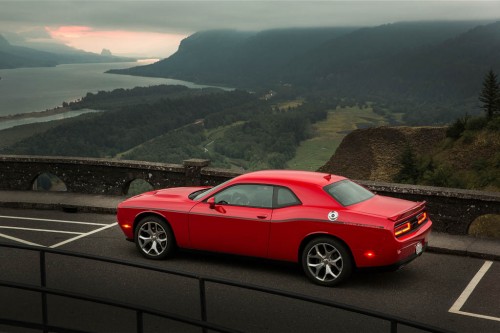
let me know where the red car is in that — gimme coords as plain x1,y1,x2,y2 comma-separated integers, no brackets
117,170,432,286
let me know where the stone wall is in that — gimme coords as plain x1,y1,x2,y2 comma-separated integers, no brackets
0,155,498,235
0,155,236,195
359,180,500,235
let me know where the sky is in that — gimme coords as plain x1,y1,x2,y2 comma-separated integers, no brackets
1,0,499,58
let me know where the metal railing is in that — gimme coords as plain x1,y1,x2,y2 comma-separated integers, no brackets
0,242,452,333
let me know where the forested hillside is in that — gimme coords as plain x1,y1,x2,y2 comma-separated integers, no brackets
109,21,500,124
3,84,337,170
4,89,261,157
108,28,355,86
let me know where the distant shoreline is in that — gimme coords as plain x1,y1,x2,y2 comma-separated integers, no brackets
0,106,72,123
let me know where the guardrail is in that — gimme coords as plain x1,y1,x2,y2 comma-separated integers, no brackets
0,242,452,333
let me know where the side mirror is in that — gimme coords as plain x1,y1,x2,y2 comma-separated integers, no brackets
207,197,216,209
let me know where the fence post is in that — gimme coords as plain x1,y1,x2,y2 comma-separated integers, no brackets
391,320,397,333
137,310,144,333
40,250,48,333
199,278,207,333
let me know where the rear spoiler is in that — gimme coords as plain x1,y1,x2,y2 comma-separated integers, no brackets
388,201,426,222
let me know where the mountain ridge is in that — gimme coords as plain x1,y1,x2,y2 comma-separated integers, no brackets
0,33,134,69
108,20,500,123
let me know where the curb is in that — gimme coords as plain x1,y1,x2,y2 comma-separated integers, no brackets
426,246,500,262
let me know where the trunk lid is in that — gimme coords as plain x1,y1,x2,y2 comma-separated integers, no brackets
349,195,424,220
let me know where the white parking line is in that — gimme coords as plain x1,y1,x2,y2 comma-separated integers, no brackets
449,260,500,322
0,215,108,226
0,226,83,235
0,232,44,247
50,222,118,248
0,215,117,248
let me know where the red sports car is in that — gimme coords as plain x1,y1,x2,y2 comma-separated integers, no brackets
117,170,432,286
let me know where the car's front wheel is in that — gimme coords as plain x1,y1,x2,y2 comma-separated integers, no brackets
301,237,352,286
135,216,175,260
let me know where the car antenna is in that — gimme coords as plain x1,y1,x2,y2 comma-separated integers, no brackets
323,174,332,181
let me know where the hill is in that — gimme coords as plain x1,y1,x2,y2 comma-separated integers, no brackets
2,84,333,171
0,35,58,68
318,123,499,191
107,27,356,86
318,126,447,181
0,34,133,69
108,21,500,124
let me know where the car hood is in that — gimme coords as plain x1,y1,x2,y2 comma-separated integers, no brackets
348,195,420,219
119,187,207,207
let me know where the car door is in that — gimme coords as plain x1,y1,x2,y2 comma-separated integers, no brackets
188,184,273,258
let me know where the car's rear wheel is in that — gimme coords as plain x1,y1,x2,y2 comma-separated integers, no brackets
135,216,175,260
301,237,352,286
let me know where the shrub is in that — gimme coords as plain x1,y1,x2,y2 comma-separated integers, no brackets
465,116,488,131
461,131,475,145
486,116,500,131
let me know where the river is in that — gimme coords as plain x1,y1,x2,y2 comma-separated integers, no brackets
0,61,224,120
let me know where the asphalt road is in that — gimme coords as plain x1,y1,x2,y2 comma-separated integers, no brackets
0,207,499,333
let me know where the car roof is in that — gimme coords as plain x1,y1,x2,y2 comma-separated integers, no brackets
233,170,346,188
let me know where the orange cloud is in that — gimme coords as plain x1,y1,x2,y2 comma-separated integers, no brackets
46,26,187,57
47,26,93,38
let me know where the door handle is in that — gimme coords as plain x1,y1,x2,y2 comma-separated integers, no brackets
257,215,268,219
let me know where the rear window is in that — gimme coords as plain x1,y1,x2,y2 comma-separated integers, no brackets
324,180,374,206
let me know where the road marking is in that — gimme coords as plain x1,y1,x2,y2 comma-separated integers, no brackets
50,222,118,248
0,215,108,226
0,232,44,247
0,226,83,235
0,214,117,248
449,260,500,322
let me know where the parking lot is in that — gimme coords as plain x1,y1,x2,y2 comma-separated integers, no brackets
0,207,499,333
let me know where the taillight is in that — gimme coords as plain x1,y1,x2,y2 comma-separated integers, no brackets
394,210,428,237
394,222,411,237
417,211,427,225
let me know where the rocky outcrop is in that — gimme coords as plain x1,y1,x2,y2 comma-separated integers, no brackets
318,126,446,181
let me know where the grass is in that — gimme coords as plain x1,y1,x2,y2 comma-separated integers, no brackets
287,105,389,171
275,99,304,111
468,214,500,239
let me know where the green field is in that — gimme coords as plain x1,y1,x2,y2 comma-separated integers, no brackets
287,106,390,171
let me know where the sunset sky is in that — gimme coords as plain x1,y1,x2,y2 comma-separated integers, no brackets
1,1,500,58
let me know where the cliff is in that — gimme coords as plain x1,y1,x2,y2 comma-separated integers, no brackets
318,126,447,181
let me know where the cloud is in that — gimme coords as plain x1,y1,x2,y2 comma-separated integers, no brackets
1,1,499,34
1,1,499,57
45,25,186,56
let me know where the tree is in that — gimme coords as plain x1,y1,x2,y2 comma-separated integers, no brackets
479,70,500,120
395,145,420,184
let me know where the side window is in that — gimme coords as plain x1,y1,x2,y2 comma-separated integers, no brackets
214,184,273,208
276,187,301,208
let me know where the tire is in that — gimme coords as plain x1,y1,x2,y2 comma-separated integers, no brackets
134,216,175,260
301,237,352,287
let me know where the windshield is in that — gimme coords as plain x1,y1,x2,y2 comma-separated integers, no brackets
192,179,232,201
324,180,374,206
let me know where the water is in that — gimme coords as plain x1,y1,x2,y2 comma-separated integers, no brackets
0,61,223,117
